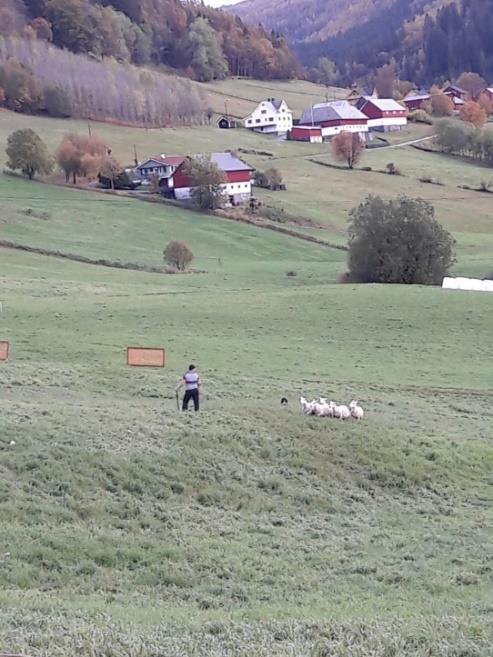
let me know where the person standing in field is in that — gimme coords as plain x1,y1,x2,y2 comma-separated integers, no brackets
176,364,200,412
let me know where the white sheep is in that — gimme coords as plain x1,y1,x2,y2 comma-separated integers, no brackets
349,400,364,420
329,401,350,420
300,396,315,415
318,398,333,417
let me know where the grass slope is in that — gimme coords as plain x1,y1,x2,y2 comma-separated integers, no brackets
0,173,492,655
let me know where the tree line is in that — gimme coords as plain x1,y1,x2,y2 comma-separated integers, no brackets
0,36,207,125
1,0,300,82
435,119,493,165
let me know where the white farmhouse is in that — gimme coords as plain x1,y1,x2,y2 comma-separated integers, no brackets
244,99,293,135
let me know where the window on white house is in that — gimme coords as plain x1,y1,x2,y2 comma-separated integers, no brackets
269,117,274,122
255,119,261,123
261,109,267,114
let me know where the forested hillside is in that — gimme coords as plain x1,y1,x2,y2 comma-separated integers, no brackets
232,0,493,85
0,0,300,125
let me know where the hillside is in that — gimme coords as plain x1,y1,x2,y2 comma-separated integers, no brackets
230,0,493,85
0,0,300,126
1,171,492,655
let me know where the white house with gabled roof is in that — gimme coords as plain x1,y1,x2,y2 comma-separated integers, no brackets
244,98,293,135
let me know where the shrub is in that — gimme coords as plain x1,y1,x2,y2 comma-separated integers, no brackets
408,109,433,124
347,195,455,285
163,241,194,271
385,162,401,175
253,170,269,188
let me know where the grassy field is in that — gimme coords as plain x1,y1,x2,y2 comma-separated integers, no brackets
197,78,348,118
0,167,492,655
1,86,493,654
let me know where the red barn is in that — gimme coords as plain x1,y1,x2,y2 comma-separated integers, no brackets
442,84,467,100
403,92,430,111
358,98,408,131
290,126,323,142
172,152,253,204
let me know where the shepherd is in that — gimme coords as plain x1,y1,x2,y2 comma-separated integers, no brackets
176,364,201,412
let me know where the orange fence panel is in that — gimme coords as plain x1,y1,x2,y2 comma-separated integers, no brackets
126,347,165,368
0,341,9,361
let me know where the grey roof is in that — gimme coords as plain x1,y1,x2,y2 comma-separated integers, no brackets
211,152,252,172
271,99,283,110
444,84,466,93
362,98,405,111
404,92,430,102
300,100,367,125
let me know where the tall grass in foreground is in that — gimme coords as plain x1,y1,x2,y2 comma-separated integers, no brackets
0,36,207,126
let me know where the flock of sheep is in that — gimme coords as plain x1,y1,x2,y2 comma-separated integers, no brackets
300,397,364,420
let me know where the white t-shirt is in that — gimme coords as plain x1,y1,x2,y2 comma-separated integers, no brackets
184,371,199,390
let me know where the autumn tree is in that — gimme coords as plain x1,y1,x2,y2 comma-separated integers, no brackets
163,241,194,271
6,129,53,180
187,17,228,82
56,133,107,184
477,92,492,117
99,155,123,190
374,63,396,98
348,195,455,285
183,157,226,210
0,59,41,113
460,101,487,128
30,17,53,41
430,85,453,116
455,72,486,99
332,132,365,169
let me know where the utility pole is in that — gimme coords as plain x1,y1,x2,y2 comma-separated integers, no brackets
87,122,92,137
224,99,229,120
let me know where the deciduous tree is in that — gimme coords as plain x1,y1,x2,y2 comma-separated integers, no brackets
163,241,194,271
460,101,487,128
56,133,107,184
430,85,453,116
187,17,228,82
348,195,455,284
455,72,486,99
6,128,53,179
183,157,226,210
332,132,365,169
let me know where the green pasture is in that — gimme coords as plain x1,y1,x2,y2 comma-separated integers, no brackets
197,78,348,117
0,168,492,654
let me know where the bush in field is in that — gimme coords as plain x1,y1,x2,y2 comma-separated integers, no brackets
408,109,433,124
347,195,455,284
254,168,283,189
163,241,194,271
6,128,53,179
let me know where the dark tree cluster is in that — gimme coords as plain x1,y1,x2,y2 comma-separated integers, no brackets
293,0,493,87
